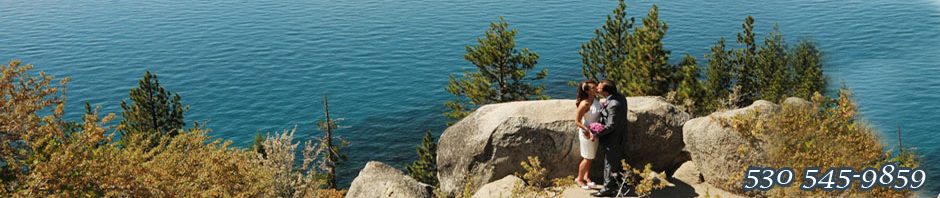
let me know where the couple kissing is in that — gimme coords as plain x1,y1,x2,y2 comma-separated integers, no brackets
574,79,629,197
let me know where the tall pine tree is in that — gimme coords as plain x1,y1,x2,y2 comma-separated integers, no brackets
673,54,705,115
625,4,671,96
580,0,633,82
407,130,438,186
734,16,759,106
757,25,790,102
314,95,348,189
445,17,547,125
790,40,826,99
704,37,734,112
119,71,187,147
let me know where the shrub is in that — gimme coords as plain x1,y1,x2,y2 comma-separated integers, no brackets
728,90,918,197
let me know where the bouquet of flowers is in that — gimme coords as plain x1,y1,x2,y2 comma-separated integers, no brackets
589,122,605,135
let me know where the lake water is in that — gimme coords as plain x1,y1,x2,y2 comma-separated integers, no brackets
1,0,938,195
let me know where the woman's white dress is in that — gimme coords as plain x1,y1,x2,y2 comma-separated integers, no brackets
578,99,602,159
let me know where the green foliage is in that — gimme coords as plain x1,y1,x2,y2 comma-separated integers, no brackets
756,25,790,102
313,95,349,189
580,0,633,81
407,130,438,186
727,90,917,197
625,4,671,96
790,40,826,99
445,17,548,125
733,16,760,106
580,2,671,97
251,132,267,158
703,37,734,112
119,71,188,148
672,54,706,116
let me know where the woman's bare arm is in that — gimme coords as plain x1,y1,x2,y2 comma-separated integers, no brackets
575,100,591,133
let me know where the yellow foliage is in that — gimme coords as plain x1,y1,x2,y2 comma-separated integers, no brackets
0,61,341,197
730,91,918,197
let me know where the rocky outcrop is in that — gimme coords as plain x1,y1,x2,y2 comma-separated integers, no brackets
437,98,690,196
346,161,433,198
472,175,522,198
622,96,692,172
682,99,793,191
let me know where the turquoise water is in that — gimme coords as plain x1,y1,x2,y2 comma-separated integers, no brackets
1,0,938,194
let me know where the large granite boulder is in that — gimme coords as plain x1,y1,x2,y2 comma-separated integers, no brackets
437,97,690,196
346,161,433,198
472,175,522,198
682,100,783,191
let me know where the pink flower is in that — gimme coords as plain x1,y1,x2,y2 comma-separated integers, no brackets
589,123,605,134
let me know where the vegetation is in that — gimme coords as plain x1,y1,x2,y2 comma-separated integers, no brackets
726,90,918,197
445,17,548,125
407,130,438,187
119,71,188,148
620,161,672,197
312,96,349,189
510,156,573,198
580,2,827,116
0,61,344,197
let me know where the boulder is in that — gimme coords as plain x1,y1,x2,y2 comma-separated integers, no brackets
622,96,692,173
682,100,781,191
346,161,433,198
472,175,522,198
437,98,690,196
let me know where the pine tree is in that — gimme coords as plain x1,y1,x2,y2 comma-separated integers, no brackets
313,95,348,189
734,16,759,106
119,71,188,147
407,130,438,186
703,37,734,112
445,17,548,125
790,40,826,99
673,54,705,115
757,25,790,102
251,132,267,158
580,0,633,82
625,4,671,96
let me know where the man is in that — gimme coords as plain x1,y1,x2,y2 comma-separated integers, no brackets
591,80,628,197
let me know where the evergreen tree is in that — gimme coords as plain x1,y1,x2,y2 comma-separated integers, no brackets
313,95,348,189
733,16,759,106
119,71,188,147
703,37,734,112
673,54,705,115
625,4,671,96
445,17,548,124
757,25,790,102
407,130,438,186
790,40,826,99
580,0,633,81
251,132,267,158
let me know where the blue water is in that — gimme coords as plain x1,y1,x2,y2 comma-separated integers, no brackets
1,0,938,195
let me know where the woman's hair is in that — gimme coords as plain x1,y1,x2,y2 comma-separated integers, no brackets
576,80,597,107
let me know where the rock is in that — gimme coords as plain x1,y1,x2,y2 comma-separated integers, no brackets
622,96,692,173
437,98,690,196
783,97,813,109
681,100,780,191
346,161,433,198
472,175,522,198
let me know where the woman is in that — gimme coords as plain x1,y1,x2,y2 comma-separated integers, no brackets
574,80,601,189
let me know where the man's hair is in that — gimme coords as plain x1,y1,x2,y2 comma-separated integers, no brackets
599,79,618,95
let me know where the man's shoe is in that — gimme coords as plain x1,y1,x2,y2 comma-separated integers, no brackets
590,190,616,197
